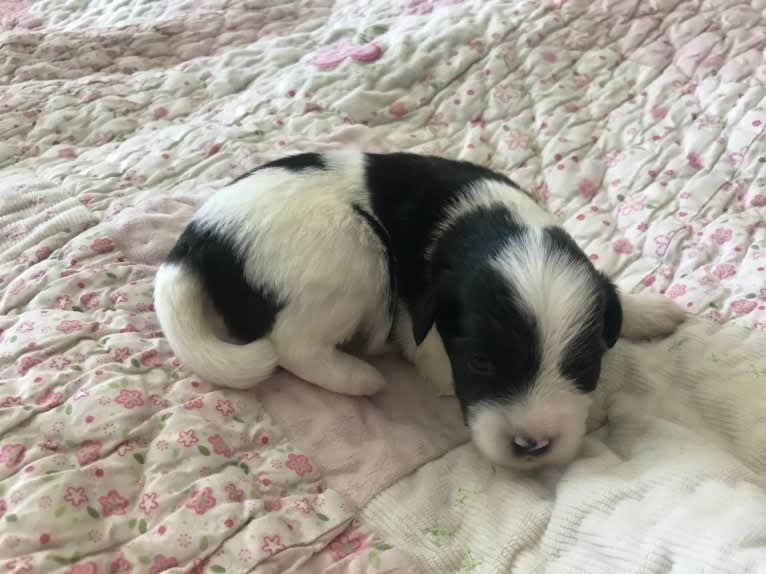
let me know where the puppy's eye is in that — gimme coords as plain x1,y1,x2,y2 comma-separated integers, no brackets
468,353,494,374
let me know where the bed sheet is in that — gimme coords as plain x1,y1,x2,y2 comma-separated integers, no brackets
1,0,766,572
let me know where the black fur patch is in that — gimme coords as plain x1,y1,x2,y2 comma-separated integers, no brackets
364,153,520,310
166,221,284,342
351,204,397,320
230,152,326,185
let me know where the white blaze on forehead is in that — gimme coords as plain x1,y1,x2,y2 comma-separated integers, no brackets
492,227,597,375
427,179,555,259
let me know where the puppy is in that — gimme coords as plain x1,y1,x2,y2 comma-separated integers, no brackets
154,150,685,471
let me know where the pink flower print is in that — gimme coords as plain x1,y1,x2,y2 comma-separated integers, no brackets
55,295,72,309
0,444,26,467
286,453,313,477
564,102,580,113
405,0,463,15
79,292,101,310
76,439,102,466
604,149,623,167
17,320,34,333
612,239,633,255
140,349,161,367
542,51,557,63
294,497,314,514
751,194,766,207
387,101,408,119
650,105,668,120
113,347,130,363
578,178,598,199
9,278,26,295
17,355,41,376
687,152,704,170
264,498,282,512
186,487,216,514
423,112,446,131
110,291,128,305
66,562,98,574
64,486,88,508
493,83,516,103
0,396,22,407
654,233,672,256
49,356,71,370
712,228,733,245
618,195,645,216
712,264,736,280
505,129,531,150
183,395,204,410
148,555,177,574
36,389,64,409
731,299,757,315
225,482,245,502
91,238,114,254
153,107,169,120
329,531,368,560
115,389,144,409
208,435,232,457
312,41,382,70
216,399,234,417
177,430,198,447
759,288,766,301
0,499,5,518
261,534,286,556
99,489,129,517
667,284,687,299
110,557,132,573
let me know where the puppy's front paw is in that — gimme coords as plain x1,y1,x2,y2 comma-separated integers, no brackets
620,292,687,341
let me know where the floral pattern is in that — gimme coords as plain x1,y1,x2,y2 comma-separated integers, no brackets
2,0,765,572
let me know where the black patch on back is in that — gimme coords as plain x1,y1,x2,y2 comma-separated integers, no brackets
230,152,326,185
351,204,397,320
363,153,522,310
166,221,284,342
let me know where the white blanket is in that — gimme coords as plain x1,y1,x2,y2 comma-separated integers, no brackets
363,320,766,573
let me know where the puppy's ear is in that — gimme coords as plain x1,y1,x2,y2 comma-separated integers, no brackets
411,285,437,346
411,270,458,346
600,273,622,349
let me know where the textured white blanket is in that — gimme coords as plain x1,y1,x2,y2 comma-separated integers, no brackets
363,320,766,573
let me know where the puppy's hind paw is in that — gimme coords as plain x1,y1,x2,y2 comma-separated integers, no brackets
620,292,687,341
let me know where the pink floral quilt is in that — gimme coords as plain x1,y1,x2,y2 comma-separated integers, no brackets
1,0,766,573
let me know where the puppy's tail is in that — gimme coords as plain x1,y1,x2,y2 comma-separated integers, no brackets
153,263,279,389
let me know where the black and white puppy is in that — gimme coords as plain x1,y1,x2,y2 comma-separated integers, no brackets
154,151,685,471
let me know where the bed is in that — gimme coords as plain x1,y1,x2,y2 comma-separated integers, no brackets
1,0,766,572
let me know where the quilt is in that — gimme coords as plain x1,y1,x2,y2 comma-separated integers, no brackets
1,0,766,572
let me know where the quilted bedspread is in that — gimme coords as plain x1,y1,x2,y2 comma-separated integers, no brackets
2,0,766,573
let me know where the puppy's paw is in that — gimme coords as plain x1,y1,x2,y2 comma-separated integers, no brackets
620,292,687,341
352,365,387,396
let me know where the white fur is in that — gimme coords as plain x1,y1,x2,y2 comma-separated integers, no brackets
155,150,392,395
154,264,279,388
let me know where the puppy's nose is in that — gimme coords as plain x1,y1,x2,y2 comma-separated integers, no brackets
512,435,552,457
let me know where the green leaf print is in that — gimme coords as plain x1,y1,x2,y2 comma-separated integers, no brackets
239,463,250,474
199,536,209,551
316,512,329,521
129,518,137,529
55,506,66,518
374,543,393,551
133,453,145,464
369,551,382,570
65,404,72,415
210,566,226,573
131,358,141,368
86,506,100,519
138,519,147,534
198,445,211,456
5,514,17,522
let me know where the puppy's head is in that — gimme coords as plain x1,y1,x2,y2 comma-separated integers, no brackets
413,225,621,471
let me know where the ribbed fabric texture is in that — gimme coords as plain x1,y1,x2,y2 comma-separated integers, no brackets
362,319,766,573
